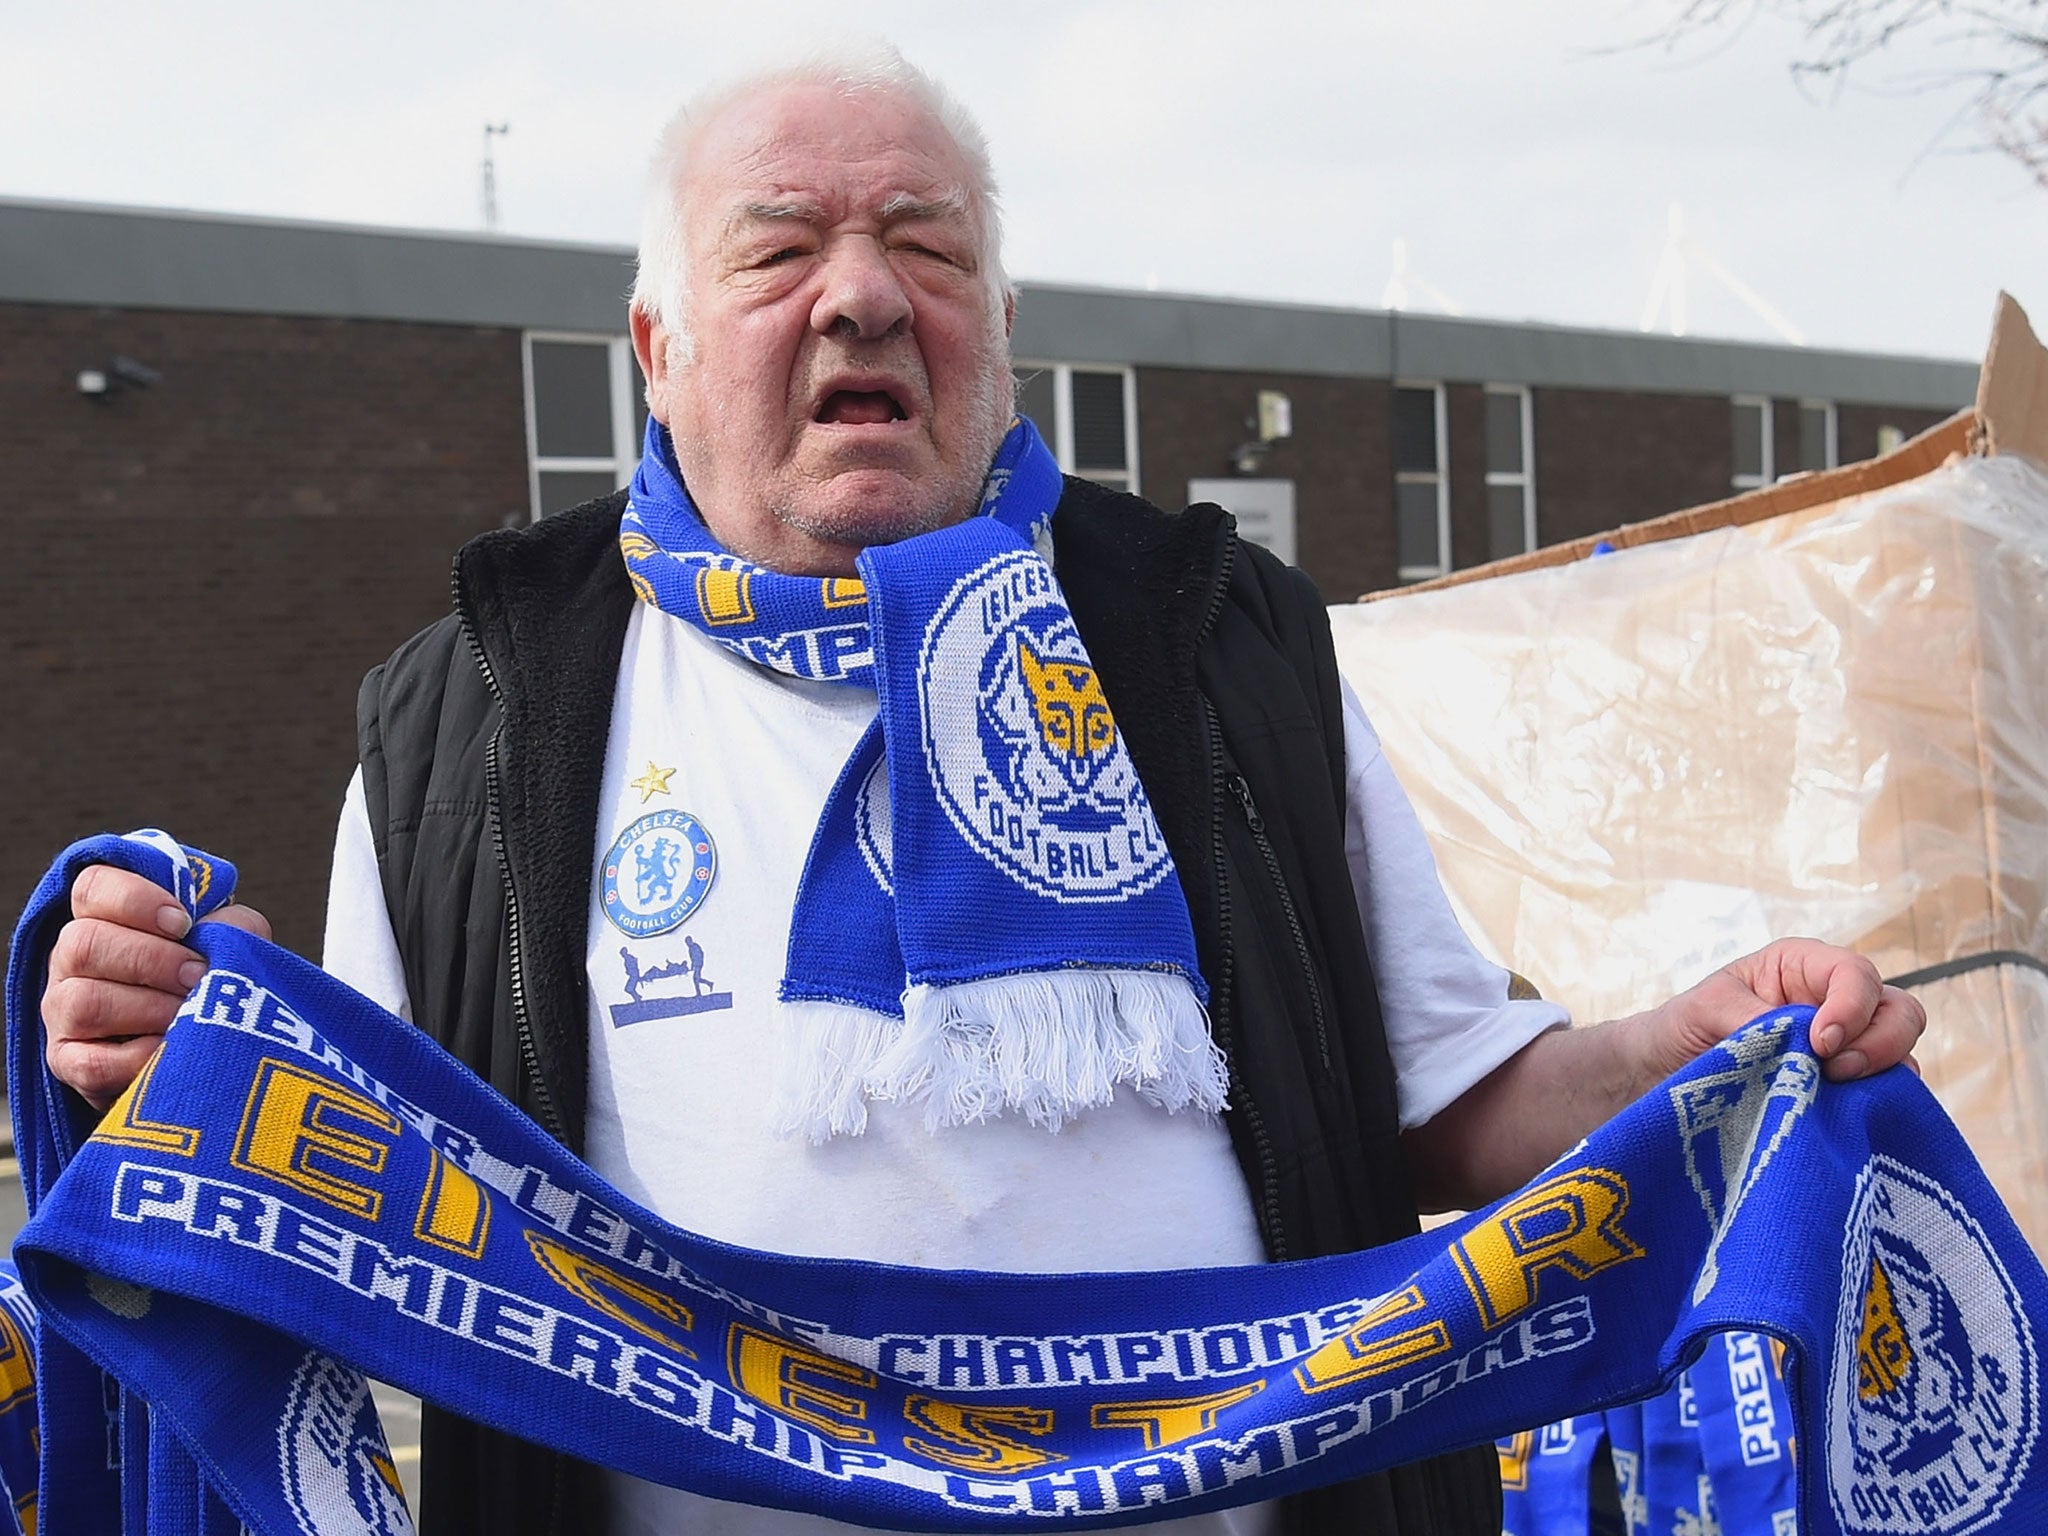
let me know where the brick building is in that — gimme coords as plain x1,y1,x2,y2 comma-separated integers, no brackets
0,197,1977,950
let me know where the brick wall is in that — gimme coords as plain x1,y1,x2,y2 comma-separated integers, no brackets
1135,366,1394,600
1838,401,1955,465
1528,387,1735,547
0,303,529,952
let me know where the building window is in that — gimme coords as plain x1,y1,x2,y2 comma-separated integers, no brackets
1483,385,1536,561
1731,395,1773,491
1798,399,1839,474
1394,382,1448,581
524,333,645,520
1013,363,1139,493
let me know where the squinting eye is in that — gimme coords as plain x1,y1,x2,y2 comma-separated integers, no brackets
760,247,805,266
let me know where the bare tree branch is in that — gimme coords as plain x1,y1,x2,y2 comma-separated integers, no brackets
1646,0,2048,185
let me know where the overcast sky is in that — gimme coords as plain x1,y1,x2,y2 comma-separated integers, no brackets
3,0,2038,361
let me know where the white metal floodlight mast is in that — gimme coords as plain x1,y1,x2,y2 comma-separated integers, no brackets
1639,201,1807,347
1382,239,1465,317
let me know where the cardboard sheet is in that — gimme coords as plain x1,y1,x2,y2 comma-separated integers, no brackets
1331,296,2048,1252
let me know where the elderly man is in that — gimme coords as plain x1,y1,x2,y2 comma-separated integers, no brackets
43,46,1922,1536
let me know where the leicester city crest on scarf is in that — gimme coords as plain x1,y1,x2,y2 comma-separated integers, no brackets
917,549,1172,902
1827,1158,2038,1533
618,415,1225,1139
279,1354,412,1536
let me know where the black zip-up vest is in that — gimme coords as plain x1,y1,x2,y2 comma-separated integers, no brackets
356,479,1501,1535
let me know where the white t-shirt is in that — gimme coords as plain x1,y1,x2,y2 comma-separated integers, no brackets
323,604,1565,1536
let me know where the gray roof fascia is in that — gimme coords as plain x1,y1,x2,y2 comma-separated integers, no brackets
1,197,1979,409
1017,283,1977,410
1012,283,1392,377
0,197,636,334
1388,311,1979,410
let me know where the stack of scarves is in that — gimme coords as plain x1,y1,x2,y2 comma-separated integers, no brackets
3,830,2046,1534
1499,1331,1800,1535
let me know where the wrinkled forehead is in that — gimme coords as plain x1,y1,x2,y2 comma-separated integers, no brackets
682,81,981,240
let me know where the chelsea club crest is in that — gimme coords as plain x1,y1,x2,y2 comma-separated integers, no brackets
917,550,1174,904
602,809,717,938
1824,1156,2038,1535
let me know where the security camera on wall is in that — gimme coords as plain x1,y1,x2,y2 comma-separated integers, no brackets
77,354,161,402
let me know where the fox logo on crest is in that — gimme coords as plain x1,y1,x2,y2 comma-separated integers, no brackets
920,551,1173,902
1016,640,1116,776
979,626,1137,825
1854,1235,1986,1476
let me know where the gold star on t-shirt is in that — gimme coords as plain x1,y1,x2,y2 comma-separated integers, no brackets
629,761,676,803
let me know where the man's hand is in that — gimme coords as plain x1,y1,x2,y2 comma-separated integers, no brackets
41,864,272,1111
1406,937,1927,1213
1641,938,1926,1085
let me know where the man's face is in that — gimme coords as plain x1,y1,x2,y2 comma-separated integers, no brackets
635,82,1016,577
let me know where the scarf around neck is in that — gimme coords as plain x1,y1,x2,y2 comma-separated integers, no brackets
618,417,1225,1139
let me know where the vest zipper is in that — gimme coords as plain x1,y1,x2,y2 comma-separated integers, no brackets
1225,773,1335,1081
452,564,568,1146
1195,532,1288,1261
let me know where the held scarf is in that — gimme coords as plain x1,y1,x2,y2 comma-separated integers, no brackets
618,415,1224,1139
11,836,2048,1536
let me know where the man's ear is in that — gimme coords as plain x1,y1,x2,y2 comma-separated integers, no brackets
1004,290,1016,339
629,306,669,419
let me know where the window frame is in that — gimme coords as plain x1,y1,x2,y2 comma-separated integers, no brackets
1393,379,1450,582
1011,360,1141,496
1482,383,1538,560
1731,394,1774,491
1798,397,1839,475
522,331,640,522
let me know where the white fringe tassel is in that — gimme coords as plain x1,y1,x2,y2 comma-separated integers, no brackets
773,973,1227,1142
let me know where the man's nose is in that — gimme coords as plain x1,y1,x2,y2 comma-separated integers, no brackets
811,239,913,340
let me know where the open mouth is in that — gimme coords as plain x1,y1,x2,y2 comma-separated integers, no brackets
815,389,910,426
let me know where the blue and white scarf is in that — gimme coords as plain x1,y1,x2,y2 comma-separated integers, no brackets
10,832,2048,1534
1496,1413,1607,1536
619,416,1224,1139
1502,1334,1801,1534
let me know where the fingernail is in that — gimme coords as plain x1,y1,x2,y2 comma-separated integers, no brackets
177,960,205,991
1815,1024,1843,1055
156,904,190,938
1835,1049,1868,1078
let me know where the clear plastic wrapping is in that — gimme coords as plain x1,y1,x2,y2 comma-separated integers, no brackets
1331,453,2048,1251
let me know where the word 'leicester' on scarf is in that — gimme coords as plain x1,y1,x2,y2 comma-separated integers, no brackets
619,415,1222,1140
7,833,2048,1535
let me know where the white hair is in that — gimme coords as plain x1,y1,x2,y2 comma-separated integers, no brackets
631,42,1012,365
